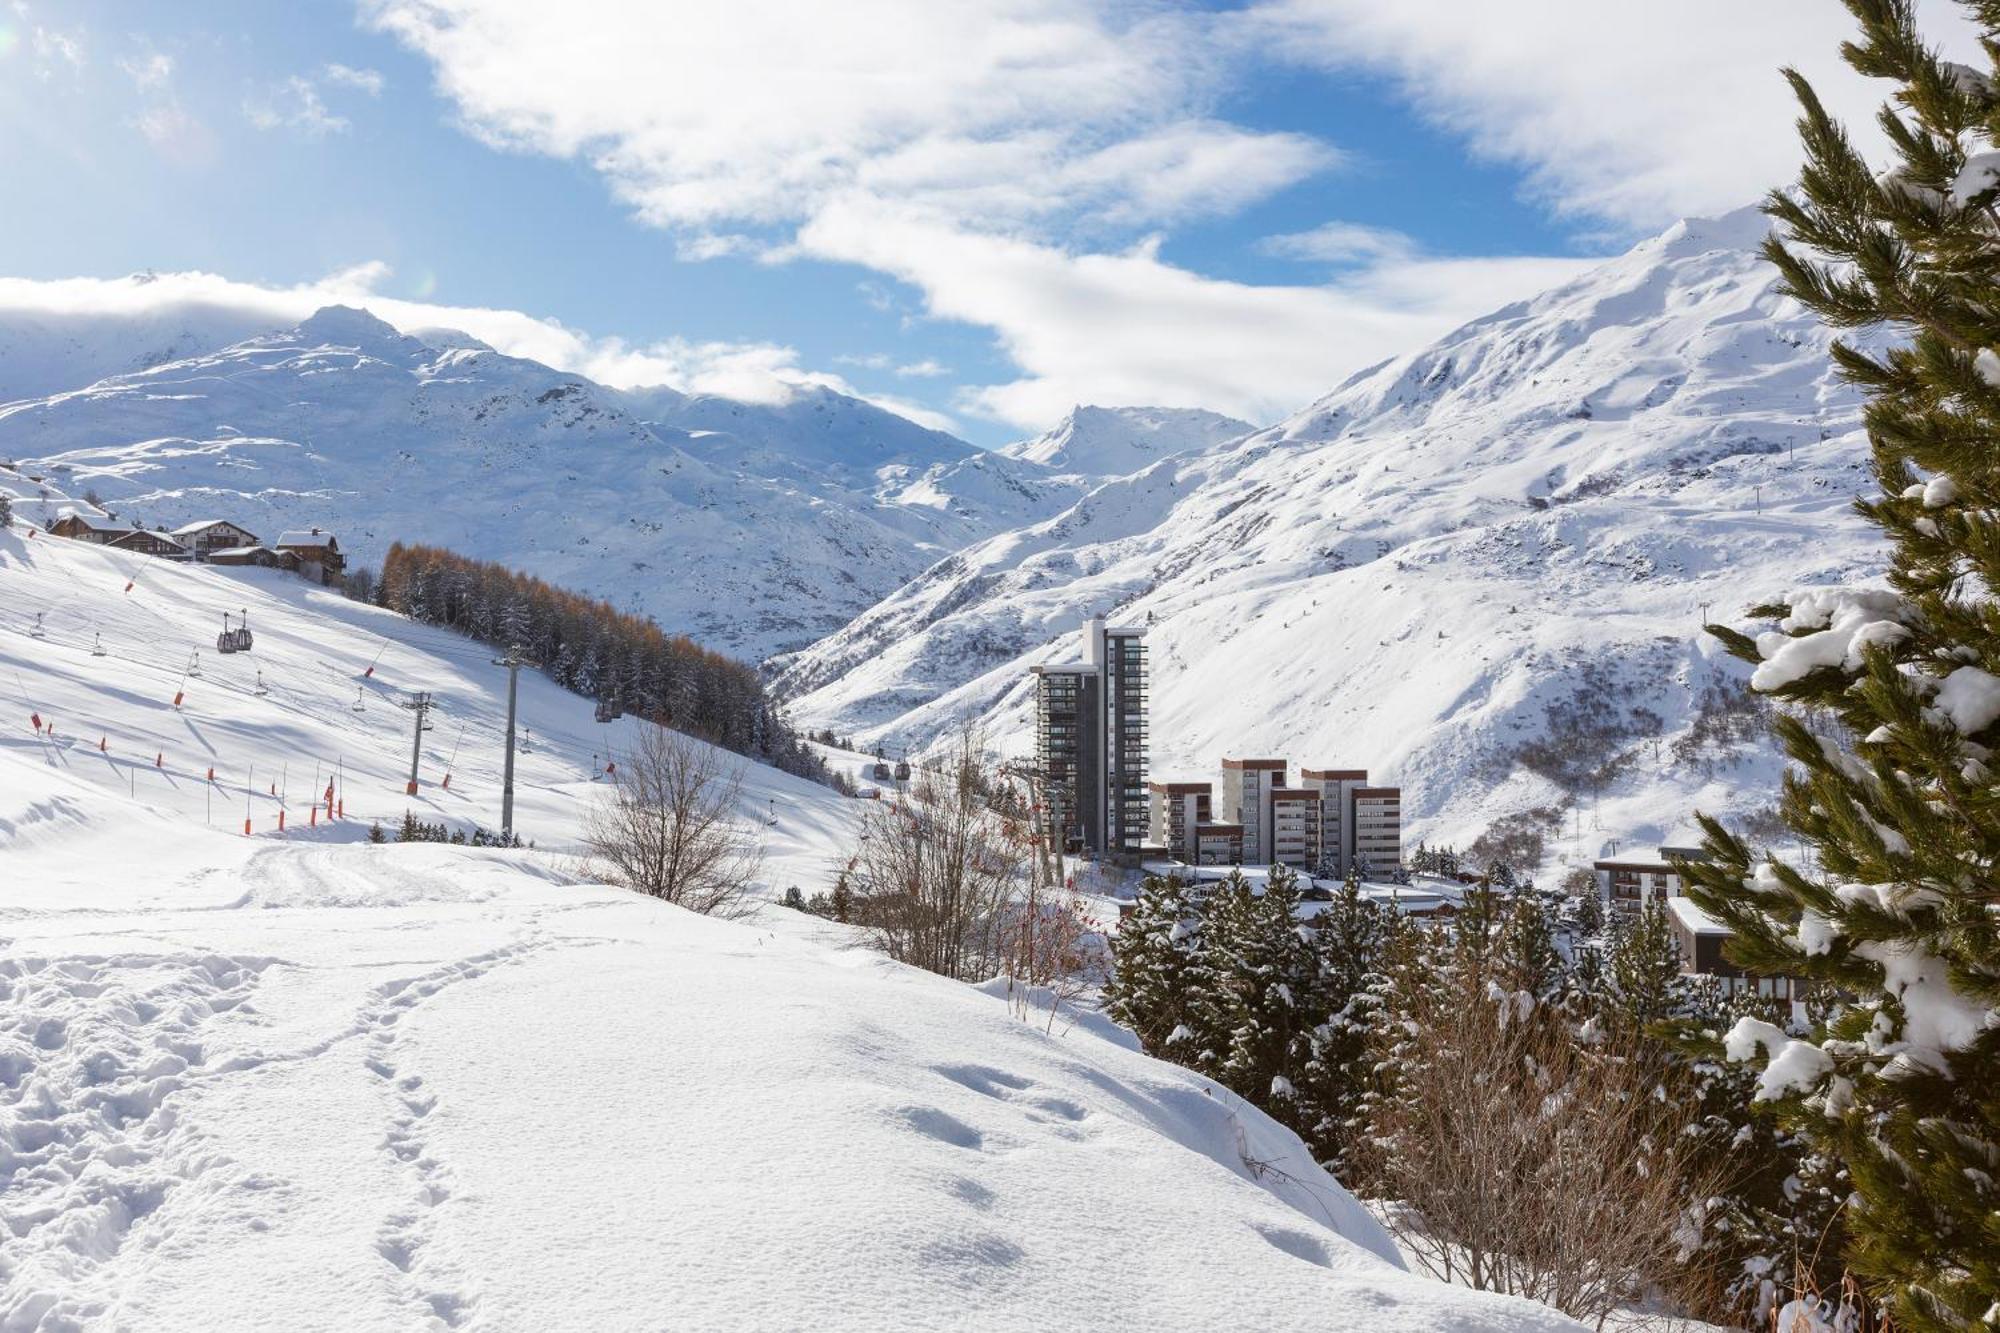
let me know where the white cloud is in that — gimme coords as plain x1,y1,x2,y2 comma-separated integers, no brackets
361,0,1604,429
1238,0,1984,231
245,75,351,137
0,267,958,431
118,51,172,90
363,0,1309,232
801,197,1590,427
894,359,950,379
322,62,385,95
32,23,83,72
1258,221,1416,265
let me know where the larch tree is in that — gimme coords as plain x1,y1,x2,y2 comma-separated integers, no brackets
1681,2,2000,1324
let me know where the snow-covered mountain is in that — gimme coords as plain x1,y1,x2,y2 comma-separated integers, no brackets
996,404,1254,478
0,307,1081,661
777,206,1886,861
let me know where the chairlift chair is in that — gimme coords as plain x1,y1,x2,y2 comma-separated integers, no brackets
218,613,238,655
254,669,269,697
351,686,366,713
29,612,44,639
91,631,106,657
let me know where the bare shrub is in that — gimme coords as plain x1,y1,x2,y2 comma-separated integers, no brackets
1669,674,1769,773
583,723,761,915
1507,659,1665,795
849,725,1028,980
1363,988,1721,1330
994,877,1106,1026
1464,805,1562,877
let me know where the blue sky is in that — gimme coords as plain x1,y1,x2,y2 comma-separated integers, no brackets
0,1,1956,445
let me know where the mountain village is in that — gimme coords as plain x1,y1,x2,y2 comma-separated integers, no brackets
3,4,1996,1332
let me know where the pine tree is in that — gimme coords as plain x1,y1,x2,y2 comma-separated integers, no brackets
1186,870,1255,1079
1216,866,1315,1110
1682,8,2000,1318
0,494,12,529
1295,869,1387,1174
1496,892,1564,1004
1105,874,1200,1053
1605,899,1694,1029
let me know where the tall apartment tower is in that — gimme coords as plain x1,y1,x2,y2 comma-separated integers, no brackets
1147,781,1211,860
1301,768,1368,876
1352,786,1403,875
1032,617,1147,856
1218,758,1286,865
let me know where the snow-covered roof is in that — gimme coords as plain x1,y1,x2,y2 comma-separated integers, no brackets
1666,894,1728,935
170,519,250,536
275,530,337,548
110,528,186,548
55,507,128,532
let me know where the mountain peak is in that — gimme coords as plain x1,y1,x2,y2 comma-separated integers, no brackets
999,404,1255,475
290,304,413,352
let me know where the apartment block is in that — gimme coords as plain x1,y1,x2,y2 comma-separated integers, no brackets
1351,787,1402,875
1218,758,1285,865
1030,618,1147,857
1147,782,1211,861
1269,787,1322,869
1194,822,1244,866
1300,768,1367,876
1594,845,1708,918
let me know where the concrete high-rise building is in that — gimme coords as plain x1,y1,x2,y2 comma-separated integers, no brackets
1032,618,1147,856
1352,786,1402,875
1147,781,1210,860
1300,768,1368,876
1269,787,1322,869
1218,758,1285,865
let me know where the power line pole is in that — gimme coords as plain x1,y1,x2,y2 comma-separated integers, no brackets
493,650,537,842
399,690,433,796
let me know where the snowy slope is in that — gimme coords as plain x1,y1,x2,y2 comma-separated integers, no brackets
0,285,279,404
0,514,1578,1331
0,309,1071,661
778,206,1885,861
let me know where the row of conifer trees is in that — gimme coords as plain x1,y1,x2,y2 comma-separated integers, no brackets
1106,869,1846,1326
357,542,838,785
